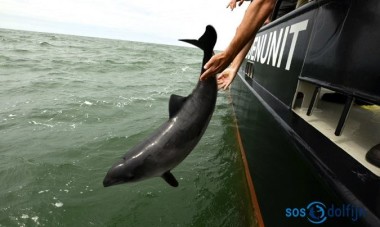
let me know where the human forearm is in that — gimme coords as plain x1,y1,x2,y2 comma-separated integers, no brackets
200,0,275,81
217,38,254,90
225,0,275,60
230,37,254,70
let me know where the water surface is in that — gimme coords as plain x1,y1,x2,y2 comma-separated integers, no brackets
0,28,254,226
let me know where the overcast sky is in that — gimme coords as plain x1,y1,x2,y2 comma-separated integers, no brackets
0,0,247,49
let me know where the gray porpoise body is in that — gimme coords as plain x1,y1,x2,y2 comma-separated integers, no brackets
103,25,217,187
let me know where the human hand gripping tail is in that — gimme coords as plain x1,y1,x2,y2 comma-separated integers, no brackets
199,51,234,81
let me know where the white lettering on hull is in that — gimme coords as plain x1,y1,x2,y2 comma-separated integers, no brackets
247,20,309,71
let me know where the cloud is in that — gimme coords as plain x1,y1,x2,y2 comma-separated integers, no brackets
0,0,246,49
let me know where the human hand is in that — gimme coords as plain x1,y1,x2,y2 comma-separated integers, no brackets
226,0,245,11
217,67,238,90
200,52,233,81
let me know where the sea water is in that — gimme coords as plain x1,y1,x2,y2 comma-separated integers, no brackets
0,28,254,226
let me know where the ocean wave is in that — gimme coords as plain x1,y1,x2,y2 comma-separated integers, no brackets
49,35,58,40
29,120,54,128
29,80,63,89
39,41,54,47
115,95,156,108
0,55,11,61
0,37,19,43
12,49,30,53
47,71,70,76
0,120,17,131
68,45,85,49
127,60,150,67
104,59,123,64
51,59,74,65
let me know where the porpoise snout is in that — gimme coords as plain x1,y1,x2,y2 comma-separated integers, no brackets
103,177,113,187
103,161,129,187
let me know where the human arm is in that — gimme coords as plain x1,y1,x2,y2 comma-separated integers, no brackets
217,37,254,90
200,0,276,81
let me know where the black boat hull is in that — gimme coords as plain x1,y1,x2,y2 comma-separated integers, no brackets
230,0,380,226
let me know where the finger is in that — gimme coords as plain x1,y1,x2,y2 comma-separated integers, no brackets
200,68,212,81
231,2,236,10
205,53,220,69
223,83,230,90
217,80,224,86
217,73,226,80
203,58,213,70
227,80,232,87
225,81,232,90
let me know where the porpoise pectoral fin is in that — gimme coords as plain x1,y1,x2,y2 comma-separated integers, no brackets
169,94,187,118
162,171,179,187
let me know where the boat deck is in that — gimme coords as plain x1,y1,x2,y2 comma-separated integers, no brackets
293,88,380,176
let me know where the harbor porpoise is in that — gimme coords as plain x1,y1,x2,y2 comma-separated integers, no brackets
103,25,217,187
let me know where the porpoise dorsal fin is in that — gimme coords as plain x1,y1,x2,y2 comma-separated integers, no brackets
162,171,179,187
169,94,187,118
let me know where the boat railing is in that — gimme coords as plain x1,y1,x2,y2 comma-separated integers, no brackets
292,79,380,174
